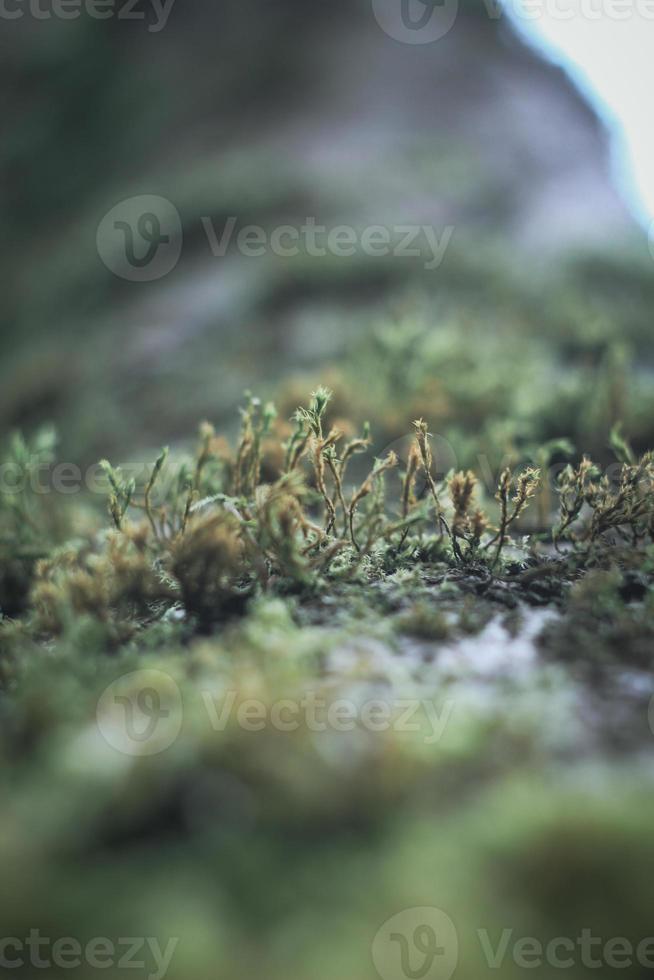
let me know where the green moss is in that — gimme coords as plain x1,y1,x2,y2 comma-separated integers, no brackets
1,384,653,980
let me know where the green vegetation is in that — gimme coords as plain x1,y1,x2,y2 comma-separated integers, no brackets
5,385,652,648
1,375,654,977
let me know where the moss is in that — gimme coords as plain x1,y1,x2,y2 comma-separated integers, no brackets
395,601,451,641
1,385,654,980
539,567,654,672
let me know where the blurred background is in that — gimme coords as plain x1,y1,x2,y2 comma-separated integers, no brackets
2,0,653,476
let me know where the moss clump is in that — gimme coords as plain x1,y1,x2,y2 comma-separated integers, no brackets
1,387,651,651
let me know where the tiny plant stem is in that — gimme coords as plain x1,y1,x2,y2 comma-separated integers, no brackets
326,455,348,535
492,492,508,569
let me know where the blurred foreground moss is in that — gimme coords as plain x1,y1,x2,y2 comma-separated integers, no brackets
0,384,653,977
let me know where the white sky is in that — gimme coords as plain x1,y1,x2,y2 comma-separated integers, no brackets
503,0,654,226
